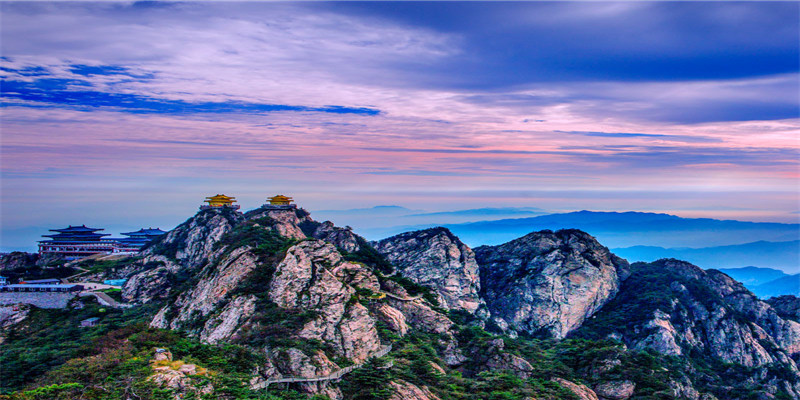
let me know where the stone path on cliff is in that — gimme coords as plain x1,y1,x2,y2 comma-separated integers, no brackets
64,265,90,282
381,292,423,302
253,344,393,389
78,291,131,309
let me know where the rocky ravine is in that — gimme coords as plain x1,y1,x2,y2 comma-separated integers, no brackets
475,229,630,338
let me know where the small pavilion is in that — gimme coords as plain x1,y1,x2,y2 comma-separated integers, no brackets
264,194,297,209
200,194,241,210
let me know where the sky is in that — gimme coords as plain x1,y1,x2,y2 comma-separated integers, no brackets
1,1,799,251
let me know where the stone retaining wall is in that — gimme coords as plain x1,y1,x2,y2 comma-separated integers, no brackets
0,292,77,308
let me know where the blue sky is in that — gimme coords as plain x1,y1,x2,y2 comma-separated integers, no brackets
1,1,798,251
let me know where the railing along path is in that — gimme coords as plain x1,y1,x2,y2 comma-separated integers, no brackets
382,292,422,302
254,344,392,389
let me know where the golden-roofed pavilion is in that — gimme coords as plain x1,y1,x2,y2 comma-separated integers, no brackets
267,195,294,206
200,194,240,210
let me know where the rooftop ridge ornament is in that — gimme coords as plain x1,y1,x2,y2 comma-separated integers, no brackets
200,194,241,210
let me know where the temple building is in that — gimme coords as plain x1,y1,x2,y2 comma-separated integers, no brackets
200,194,240,210
38,225,117,260
115,228,167,252
38,225,168,259
265,194,296,209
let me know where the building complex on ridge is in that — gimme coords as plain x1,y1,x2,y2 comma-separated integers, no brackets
38,225,166,260
37,193,297,260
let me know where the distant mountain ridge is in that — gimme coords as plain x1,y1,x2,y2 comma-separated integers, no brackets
613,240,799,271
407,207,546,218
437,210,799,248
716,266,791,286
315,205,416,215
750,274,800,298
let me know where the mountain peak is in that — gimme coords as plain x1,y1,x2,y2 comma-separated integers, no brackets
475,228,630,338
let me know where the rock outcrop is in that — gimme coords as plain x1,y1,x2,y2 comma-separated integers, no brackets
577,258,800,397
121,255,181,303
552,378,600,400
388,380,441,400
768,295,800,321
479,338,535,378
311,221,363,253
142,211,389,400
0,304,29,332
270,240,382,363
151,246,260,336
594,380,635,400
149,350,211,398
118,203,800,400
380,282,465,365
0,252,39,271
144,207,245,268
475,229,630,338
375,227,485,314
243,207,310,240
705,269,800,356
620,260,800,364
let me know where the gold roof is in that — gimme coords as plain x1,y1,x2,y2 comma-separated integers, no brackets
267,194,294,204
205,194,237,205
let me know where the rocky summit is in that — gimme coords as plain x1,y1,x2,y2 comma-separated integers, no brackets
1,206,799,400
374,227,486,316
475,229,630,339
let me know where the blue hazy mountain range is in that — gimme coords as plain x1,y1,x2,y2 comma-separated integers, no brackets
438,211,799,249
316,205,418,215
407,207,546,218
313,206,547,229
716,266,794,287
339,210,799,272
613,241,800,271
710,267,799,298
749,274,800,298
322,208,798,250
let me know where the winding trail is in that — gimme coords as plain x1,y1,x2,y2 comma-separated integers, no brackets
78,291,131,308
253,344,393,389
382,292,423,302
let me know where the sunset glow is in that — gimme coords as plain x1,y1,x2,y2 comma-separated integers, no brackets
1,1,798,250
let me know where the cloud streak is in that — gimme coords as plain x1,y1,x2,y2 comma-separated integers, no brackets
1,65,380,116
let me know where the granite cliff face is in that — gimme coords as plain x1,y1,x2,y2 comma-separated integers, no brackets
243,207,310,240
121,208,245,304
576,258,800,398
144,207,245,268
134,206,470,398
769,295,800,321
705,268,800,357
309,221,363,253
267,240,382,363
374,227,485,315
475,229,630,338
